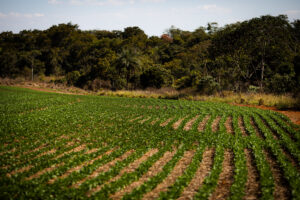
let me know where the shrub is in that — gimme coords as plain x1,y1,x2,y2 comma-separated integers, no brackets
66,71,81,86
174,76,191,89
248,85,259,93
90,79,111,91
140,67,172,89
111,78,126,90
197,76,220,95
265,73,295,94
53,77,66,85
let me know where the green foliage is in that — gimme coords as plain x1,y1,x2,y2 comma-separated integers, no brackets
265,73,295,94
140,66,172,89
248,85,260,93
0,87,299,199
66,71,81,86
197,76,220,95
1,15,300,93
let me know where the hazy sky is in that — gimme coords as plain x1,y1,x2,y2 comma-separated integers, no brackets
0,0,300,36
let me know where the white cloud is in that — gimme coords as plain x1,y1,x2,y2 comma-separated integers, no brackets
69,0,127,6
199,4,231,13
68,0,167,6
106,0,125,6
0,12,7,18
48,0,62,4
9,12,21,17
33,13,45,17
202,4,217,11
140,0,166,3
286,10,300,15
0,12,45,19
69,0,83,5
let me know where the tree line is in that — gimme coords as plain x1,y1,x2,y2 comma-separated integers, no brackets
0,15,299,94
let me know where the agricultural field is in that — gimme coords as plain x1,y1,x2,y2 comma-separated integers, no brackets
0,86,299,200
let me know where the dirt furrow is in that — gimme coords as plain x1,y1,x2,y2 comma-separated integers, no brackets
34,148,56,159
48,148,115,184
110,150,176,200
250,118,266,139
142,150,195,200
140,117,152,124
87,149,159,197
238,116,249,136
280,146,300,172
57,134,69,140
0,147,16,156
4,148,57,171
173,116,188,130
270,116,298,142
244,149,261,200
198,115,211,132
160,117,174,127
129,116,143,122
72,150,135,188
178,148,215,200
150,118,159,125
209,149,234,200
25,163,64,181
225,116,234,135
23,143,48,155
263,149,291,200
183,115,199,131
260,117,280,140
7,165,33,177
52,144,86,160
211,116,222,132
84,148,99,155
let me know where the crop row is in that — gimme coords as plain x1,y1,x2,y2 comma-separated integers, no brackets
0,86,299,199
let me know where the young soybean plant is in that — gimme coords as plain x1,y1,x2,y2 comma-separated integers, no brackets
0,86,299,200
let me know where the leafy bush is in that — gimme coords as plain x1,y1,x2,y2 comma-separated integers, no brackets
174,76,190,89
66,71,81,86
197,76,220,95
111,78,127,90
140,67,172,89
265,73,295,94
248,85,259,93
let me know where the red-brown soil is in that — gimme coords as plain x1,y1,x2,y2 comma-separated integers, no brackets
244,149,261,200
110,150,176,200
142,150,195,200
178,148,215,200
209,150,234,200
87,149,159,197
198,115,210,132
72,150,134,188
263,149,291,200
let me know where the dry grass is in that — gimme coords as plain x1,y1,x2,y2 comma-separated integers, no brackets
98,89,298,109
1,77,298,109
191,93,297,109
98,87,180,99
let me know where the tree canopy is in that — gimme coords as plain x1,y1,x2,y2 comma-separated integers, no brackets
0,15,299,94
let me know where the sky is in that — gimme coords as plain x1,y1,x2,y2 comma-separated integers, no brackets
0,0,300,36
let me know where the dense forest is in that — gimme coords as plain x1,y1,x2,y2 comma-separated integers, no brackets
0,15,299,94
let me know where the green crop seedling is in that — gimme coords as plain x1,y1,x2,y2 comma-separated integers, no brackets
0,86,299,199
